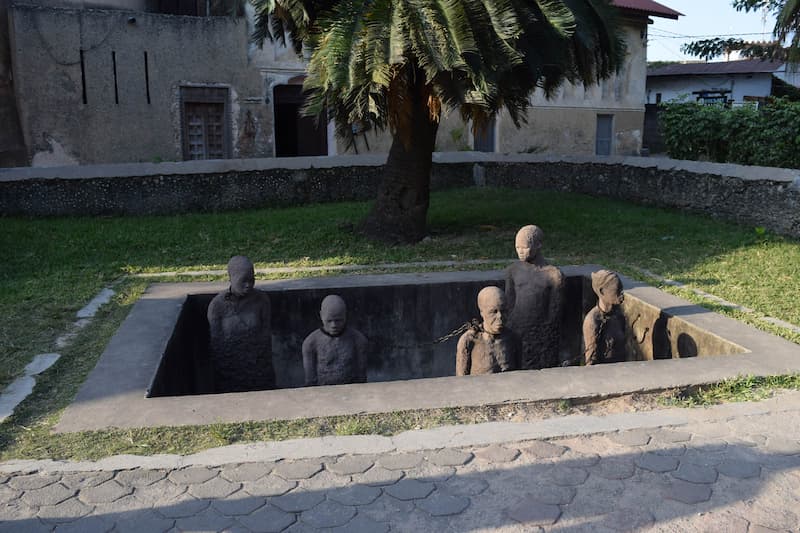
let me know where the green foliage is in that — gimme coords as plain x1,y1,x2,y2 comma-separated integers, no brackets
683,0,800,64
251,0,625,145
659,98,800,168
664,374,800,407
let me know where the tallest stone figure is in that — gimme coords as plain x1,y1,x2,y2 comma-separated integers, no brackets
505,225,565,369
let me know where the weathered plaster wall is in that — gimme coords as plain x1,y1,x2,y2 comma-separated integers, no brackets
0,0,27,166
9,3,271,165
2,154,799,240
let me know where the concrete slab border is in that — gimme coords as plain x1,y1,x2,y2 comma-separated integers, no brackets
55,266,800,433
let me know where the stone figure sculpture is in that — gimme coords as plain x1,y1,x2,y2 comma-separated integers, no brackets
456,286,520,376
583,269,627,365
504,225,565,369
207,255,275,392
302,295,368,386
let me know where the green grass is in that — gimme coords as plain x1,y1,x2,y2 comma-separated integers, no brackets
662,374,800,407
1,187,799,460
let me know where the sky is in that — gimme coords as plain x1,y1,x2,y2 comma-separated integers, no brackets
647,0,777,62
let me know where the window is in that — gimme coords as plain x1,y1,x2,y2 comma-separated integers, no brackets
180,87,230,160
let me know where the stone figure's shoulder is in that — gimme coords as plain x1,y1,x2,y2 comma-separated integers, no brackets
348,327,368,344
582,307,602,328
542,264,565,281
207,291,230,317
302,329,325,349
458,328,480,346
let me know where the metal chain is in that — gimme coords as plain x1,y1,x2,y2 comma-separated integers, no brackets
432,318,483,345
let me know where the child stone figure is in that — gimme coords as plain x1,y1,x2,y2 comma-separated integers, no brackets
207,255,275,392
504,225,565,369
456,286,520,376
302,295,368,386
583,269,627,365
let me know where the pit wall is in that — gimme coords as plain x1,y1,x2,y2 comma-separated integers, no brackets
2,153,799,239
147,271,745,396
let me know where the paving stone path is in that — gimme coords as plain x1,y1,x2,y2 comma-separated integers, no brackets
2,397,800,532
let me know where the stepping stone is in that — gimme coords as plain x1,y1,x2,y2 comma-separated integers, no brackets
272,490,325,512
22,484,76,507
608,430,651,447
404,463,456,483
331,514,389,533
652,429,693,443
273,460,323,480
651,444,686,456
212,495,267,516
156,497,210,519
187,476,241,499
522,485,576,506
427,449,473,466
663,479,713,504
115,469,166,487
9,473,61,491
764,437,800,456
37,498,92,524
328,484,382,506
220,462,275,482
438,476,489,497
717,460,761,479
174,507,234,532
543,466,589,486
167,466,217,485
327,455,375,475
416,491,471,516
238,504,296,533
353,467,404,487
636,452,679,473
377,452,425,471
474,445,520,463
521,440,567,458
78,480,132,504
672,463,718,484
385,479,435,501
592,458,636,480
300,500,356,528
53,515,113,533
113,510,175,533
242,476,297,497
61,472,114,490
601,508,655,530
506,495,561,526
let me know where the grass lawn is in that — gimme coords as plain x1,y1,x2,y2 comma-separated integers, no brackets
1,187,799,460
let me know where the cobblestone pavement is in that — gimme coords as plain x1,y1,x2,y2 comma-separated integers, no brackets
1,396,800,532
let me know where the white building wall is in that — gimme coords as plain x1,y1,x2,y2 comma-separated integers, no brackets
646,73,773,104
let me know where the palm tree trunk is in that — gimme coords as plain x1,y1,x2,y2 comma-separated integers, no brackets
360,70,439,243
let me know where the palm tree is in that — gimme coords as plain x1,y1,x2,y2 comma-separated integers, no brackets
683,0,800,64
252,0,625,242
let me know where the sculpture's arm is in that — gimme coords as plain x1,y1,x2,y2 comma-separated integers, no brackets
504,270,516,314
355,332,368,383
550,270,565,321
582,313,599,366
456,332,472,376
301,334,318,386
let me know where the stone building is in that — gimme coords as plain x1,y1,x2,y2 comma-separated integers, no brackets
1,0,679,166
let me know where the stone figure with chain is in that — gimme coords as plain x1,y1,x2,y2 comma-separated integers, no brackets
583,269,627,365
456,286,520,376
207,255,275,392
505,225,565,369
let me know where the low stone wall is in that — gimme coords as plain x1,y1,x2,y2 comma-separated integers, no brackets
1,153,799,238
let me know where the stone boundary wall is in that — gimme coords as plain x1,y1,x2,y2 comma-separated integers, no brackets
1,153,799,238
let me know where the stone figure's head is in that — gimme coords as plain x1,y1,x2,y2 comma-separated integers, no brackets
227,255,255,297
477,286,507,335
320,295,347,336
515,225,544,262
591,270,624,310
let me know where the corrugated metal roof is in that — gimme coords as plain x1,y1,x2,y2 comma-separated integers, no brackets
648,59,785,77
612,0,682,19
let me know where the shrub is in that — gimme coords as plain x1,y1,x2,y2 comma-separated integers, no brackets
659,98,800,168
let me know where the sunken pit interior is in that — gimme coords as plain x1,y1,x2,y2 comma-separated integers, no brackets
147,274,746,397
